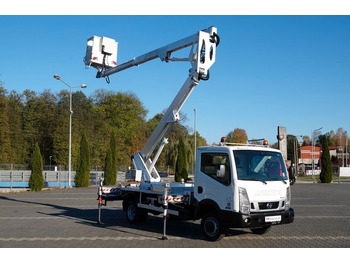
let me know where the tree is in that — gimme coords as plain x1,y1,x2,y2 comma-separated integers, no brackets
226,128,248,144
287,135,300,165
22,90,40,163
104,147,115,185
0,86,207,174
110,130,118,173
7,90,26,163
319,135,333,183
104,132,117,186
302,136,312,146
29,143,44,191
93,90,148,168
36,90,58,165
75,131,90,187
0,87,12,163
175,136,188,182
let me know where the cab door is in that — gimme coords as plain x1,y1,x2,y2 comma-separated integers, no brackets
194,151,234,211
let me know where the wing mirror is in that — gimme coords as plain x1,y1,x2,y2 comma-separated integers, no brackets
217,164,226,178
288,165,296,186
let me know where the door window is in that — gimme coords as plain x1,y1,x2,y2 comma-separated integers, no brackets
200,153,231,185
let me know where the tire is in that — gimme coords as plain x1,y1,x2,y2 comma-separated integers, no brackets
201,212,226,241
124,199,148,224
250,226,271,235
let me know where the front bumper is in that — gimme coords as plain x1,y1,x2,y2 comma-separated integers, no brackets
222,208,294,229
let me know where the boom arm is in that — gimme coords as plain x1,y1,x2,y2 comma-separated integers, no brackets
85,26,219,182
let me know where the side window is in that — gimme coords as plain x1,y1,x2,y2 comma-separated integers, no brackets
200,153,231,186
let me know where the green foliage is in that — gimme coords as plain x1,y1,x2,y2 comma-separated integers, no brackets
110,130,117,174
7,90,26,163
319,135,333,183
287,134,300,165
104,147,115,185
226,128,248,144
0,87,12,163
175,136,188,182
75,131,90,187
104,132,117,185
29,143,44,191
0,85,209,177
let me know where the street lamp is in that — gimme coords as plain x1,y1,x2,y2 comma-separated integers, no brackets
311,127,322,181
53,74,87,187
346,136,348,167
193,108,197,175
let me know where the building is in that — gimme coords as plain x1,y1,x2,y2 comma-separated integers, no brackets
299,146,321,165
329,146,337,159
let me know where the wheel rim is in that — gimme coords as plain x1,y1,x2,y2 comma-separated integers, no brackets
127,204,136,220
204,217,219,237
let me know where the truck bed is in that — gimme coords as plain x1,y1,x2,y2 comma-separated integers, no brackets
101,181,195,202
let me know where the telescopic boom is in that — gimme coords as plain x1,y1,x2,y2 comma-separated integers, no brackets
84,26,219,182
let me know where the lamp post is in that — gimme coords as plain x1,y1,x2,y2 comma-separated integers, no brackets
346,136,348,167
311,127,322,181
193,108,197,175
53,74,87,187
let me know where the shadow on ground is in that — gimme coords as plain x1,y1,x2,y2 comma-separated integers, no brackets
0,194,249,240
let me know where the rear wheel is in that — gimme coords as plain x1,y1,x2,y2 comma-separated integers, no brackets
124,199,148,224
201,212,226,241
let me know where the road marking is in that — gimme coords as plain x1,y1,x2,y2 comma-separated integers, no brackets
293,205,347,207
2,214,349,220
0,236,180,241
0,217,63,219
1,197,96,200
0,205,98,208
0,216,124,220
237,235,350,240
296,216,350,219
0,235,349,242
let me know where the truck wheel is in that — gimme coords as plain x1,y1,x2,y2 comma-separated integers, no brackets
250,226,271,235
201,212,225,241
125,199,147,224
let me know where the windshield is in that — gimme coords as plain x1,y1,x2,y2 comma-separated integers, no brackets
233,150,288,182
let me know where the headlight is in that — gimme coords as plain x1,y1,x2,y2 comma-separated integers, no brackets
285,186,291,210
239,187,250,214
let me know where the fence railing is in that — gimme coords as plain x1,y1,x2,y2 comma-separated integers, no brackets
0,170,127,188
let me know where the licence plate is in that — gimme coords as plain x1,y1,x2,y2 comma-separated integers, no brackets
265,215,281,222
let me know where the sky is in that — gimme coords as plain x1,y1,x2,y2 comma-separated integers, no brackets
1,3,350,146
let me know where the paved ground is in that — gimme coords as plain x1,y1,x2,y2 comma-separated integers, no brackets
1,183,350,248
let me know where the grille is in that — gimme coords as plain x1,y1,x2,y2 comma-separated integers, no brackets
258,201,279,210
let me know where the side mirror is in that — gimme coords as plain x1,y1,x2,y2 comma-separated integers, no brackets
288,166,296,186
217,164,226,178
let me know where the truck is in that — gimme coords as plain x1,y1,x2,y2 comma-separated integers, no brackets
84,26,295,241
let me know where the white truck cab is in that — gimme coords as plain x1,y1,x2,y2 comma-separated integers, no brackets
194,143,294,240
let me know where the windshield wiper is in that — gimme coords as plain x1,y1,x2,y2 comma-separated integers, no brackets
240,178,267,184
259,179,267,185
266,177,287,184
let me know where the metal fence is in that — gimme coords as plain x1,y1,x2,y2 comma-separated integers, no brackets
0,170,127,188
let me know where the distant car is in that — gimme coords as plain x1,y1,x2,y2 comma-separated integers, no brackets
158,171,169,178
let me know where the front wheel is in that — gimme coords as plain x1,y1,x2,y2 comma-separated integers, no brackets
201,212,226,241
